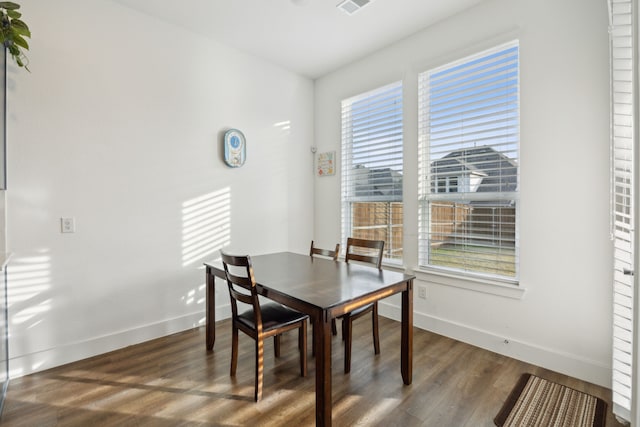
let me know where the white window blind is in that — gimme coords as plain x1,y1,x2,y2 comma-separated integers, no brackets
341,81,403,262
609,0,635,421
418,41,519,281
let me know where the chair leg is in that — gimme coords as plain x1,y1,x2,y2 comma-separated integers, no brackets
274,334,281,358
299,321,307,377
343,315,352,374
230,326,239,376
372,302,380,355
331,318,338,336
255,337,264,402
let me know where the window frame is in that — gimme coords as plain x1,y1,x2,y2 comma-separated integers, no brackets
340,80,404,265
417,40,521,284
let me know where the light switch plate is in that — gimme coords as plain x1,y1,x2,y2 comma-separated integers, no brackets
418,285,427,299
61,217,76,233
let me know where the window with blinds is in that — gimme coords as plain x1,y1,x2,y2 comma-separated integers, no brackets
418,41,519,281
341,81,403,262
609,0,635,421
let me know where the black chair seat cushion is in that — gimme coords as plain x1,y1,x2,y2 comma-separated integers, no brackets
238,303,308,332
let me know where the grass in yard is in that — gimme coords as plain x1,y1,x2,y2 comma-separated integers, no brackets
430,244,516,277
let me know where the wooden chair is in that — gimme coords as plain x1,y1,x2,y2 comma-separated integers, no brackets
309,240,340,261
309,241,341,349
340,237,384,374
221,251,308,401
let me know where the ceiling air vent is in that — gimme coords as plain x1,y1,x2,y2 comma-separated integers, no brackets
337,0,372,15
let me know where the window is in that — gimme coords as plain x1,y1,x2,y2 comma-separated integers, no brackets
341,81,403,262
418,41,520,281
609,0,635,420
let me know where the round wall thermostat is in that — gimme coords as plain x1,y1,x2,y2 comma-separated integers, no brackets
223,129,246,168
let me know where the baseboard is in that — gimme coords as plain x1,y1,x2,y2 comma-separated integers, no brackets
9,304,232,378
378,301,611,389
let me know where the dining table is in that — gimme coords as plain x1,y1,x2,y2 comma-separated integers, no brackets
204,251,415,427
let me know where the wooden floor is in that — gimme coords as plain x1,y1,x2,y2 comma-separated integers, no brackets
0,317,626,426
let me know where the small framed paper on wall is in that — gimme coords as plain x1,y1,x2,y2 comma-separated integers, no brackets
317,151,335,176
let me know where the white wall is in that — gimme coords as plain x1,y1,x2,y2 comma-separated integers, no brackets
314,0,613,387
6,0,314,376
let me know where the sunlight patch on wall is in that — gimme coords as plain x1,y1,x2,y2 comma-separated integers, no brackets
273,120,291,135
8,252,52,328
181,188,231,267
183,289,196,306
196,283,206,306
195,281,208,325
185,274,212,326
12,300,51,326
183,281,207,315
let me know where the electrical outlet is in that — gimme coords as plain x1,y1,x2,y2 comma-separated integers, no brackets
417,285,427,299
61,217,76,233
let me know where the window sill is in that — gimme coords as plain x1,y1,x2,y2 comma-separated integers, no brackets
381,260,404,271
412,268,526,300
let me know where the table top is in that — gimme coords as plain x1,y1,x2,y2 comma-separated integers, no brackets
205,252,414,312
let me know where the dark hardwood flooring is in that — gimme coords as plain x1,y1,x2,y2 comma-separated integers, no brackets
0,317,626,426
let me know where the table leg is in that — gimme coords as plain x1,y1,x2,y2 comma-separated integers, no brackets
401,279,413,385
206,268,216,351
314,311,332,427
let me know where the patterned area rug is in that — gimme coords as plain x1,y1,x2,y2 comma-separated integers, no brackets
494,373,607,427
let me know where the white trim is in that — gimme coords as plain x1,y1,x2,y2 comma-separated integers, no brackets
414,268,526,299
9,304,232,379
378,301,610,388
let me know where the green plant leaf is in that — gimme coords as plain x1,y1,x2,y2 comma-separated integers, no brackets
0,2,20,10
13,26,28,37
12,32,27,49
0,1,30,71
11,22,29,37
15,55,28,72
11,19,29,31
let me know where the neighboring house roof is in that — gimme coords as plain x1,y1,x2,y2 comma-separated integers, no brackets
431,146,518,193
353,165,403,201
349,146,516,204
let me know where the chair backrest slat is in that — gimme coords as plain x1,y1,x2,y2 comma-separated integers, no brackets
345,238,384,269
221,251,261,323
310,240,340,261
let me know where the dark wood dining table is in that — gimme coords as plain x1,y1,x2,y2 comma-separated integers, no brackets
204,251,415,427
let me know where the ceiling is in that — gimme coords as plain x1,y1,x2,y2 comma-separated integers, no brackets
112,0,485,79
